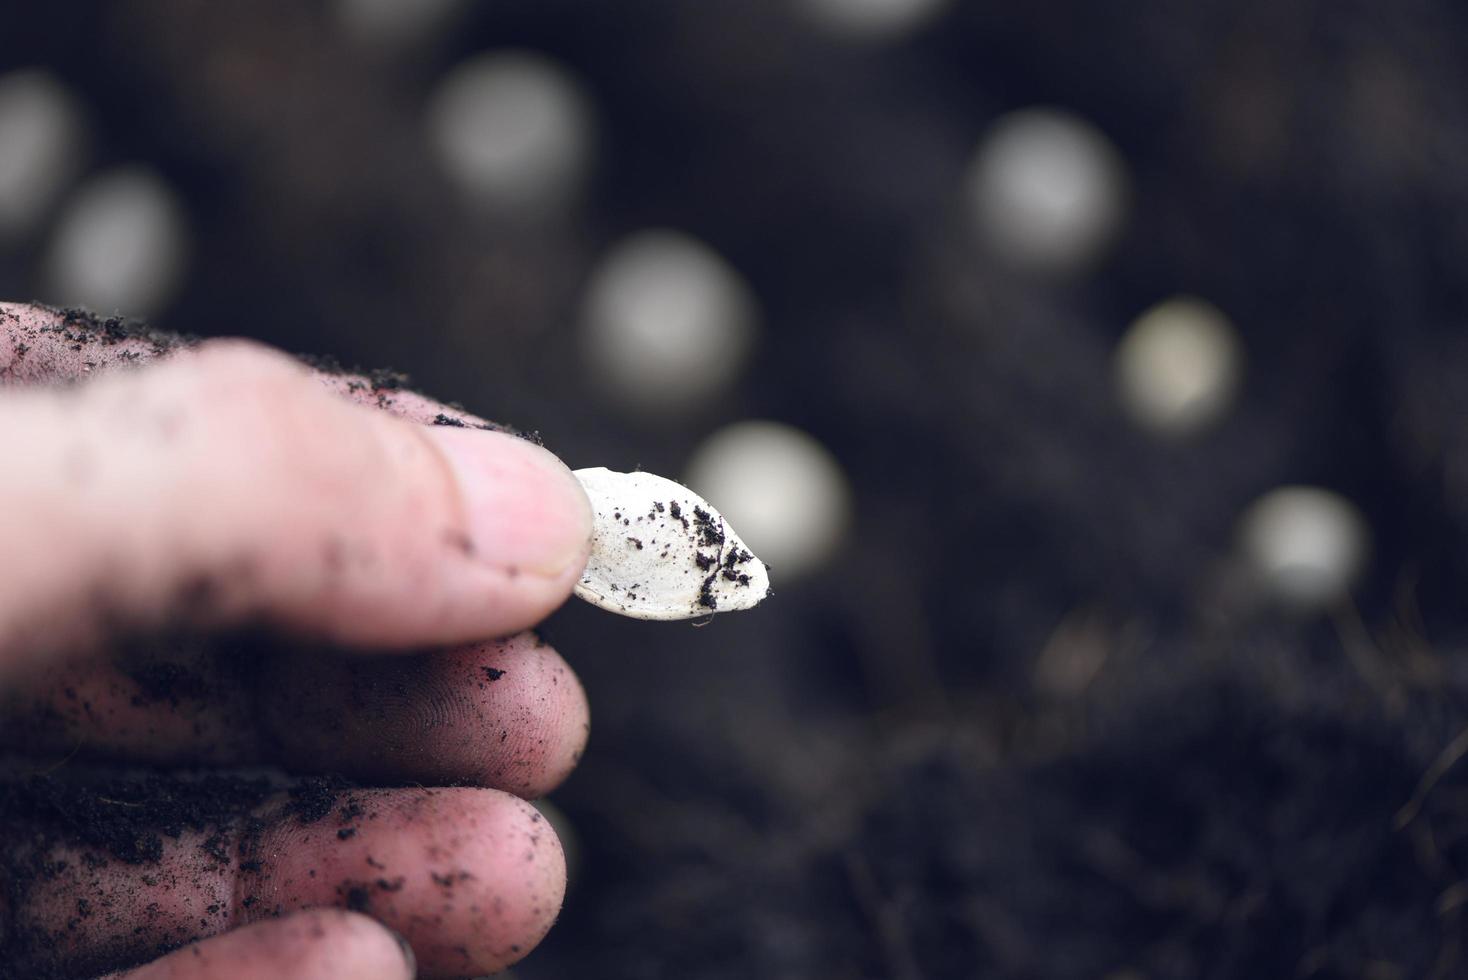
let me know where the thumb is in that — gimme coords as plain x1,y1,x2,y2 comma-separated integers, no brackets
0,339,591,673
105,909,415,980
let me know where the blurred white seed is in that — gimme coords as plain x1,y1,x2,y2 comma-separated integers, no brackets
965,108,1128,276
796,0,949,41
1115,296,1243,438
426,52,592,216
44,167,188,317
685,421,851,578
0,69,87,239
334,0,467,45
1238,486,1369,611
581,230,759,411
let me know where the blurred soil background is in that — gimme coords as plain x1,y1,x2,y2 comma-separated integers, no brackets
6,1,1468,977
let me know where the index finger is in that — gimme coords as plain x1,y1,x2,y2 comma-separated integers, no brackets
0,332,592,675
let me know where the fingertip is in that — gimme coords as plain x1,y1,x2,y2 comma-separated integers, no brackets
493,633,591,797
444,633,592,798
257,787,566,976
450,790,569,966
452,791,568,973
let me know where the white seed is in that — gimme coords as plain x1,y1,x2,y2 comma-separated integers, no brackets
0,69,87,239
44,167,189,317
426,51,592,216
964,108,1128,276
1114,295,1243,438
796,0,950,42
1238,486,1369,611
580,230,758,411
572,467,772,621
335,0,468,46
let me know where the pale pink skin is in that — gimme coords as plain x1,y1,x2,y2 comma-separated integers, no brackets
25,789,563,979
0,302,592,978
102,909,418,980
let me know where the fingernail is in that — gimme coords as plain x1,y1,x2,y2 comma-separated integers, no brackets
428,427,593,576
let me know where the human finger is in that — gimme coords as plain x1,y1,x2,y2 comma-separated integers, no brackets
0,338,592,675
104,909,415,980
2,781,563,978
260,632,590,798
3,631,590,799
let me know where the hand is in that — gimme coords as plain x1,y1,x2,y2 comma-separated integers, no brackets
0,303,595,979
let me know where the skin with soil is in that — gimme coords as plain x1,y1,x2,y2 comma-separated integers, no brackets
0,768,560,978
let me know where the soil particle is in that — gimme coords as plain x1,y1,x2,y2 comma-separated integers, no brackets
297,352,412,393
430,869,473,888
692,507,724,549
284,775,348,825
199,834,229,863
46,304,196,357
0,771,275,867
291,352,526,434
342,884,371,912
697,575,719,611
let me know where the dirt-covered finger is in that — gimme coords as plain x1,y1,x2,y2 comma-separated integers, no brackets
1,777,564,979
261,632,590,798
0,301,191,384
0,338,592,674
2,632,590,798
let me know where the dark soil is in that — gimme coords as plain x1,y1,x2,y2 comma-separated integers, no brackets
0,770,276,868
42,304,196,358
